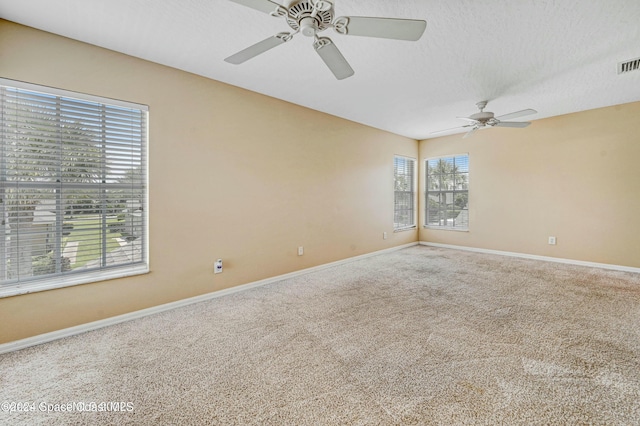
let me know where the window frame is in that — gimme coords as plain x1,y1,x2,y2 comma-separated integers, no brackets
393,155,417,232
0,78,149,298
424,154,469,231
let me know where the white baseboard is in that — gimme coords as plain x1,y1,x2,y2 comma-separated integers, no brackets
0,242,419,355
420,242,640,274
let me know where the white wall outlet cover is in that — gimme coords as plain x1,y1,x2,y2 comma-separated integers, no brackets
548,237,557,245
298,246,304,256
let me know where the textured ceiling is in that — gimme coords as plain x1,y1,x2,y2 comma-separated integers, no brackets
1,0,639,139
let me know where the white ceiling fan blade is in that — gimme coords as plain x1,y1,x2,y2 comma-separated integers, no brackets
228,0,284,15
457,116,479,123
314,37,354,80
463,127,479,138
336,17,427,41
495,121,531,128
225,34,289,64
495,108,537,121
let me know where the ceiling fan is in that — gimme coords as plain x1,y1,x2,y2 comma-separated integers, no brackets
224,0,427,80
431,101,538,138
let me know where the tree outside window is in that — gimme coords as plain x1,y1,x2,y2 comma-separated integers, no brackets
1,80,147,295
394,156,417,230
425,155,469,230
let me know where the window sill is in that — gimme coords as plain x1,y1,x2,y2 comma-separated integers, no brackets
423,226,469,232
394,226,417,233
0,264,150,299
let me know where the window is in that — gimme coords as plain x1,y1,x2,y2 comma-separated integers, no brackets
394,155,417,230
425,154,469,230
0,79,148,297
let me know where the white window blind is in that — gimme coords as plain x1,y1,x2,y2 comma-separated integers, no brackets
0,79,148,296
394,155,417,230
425,154,469,230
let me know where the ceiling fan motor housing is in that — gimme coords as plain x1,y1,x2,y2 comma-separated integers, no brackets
469,111,494,122
286,0,334,34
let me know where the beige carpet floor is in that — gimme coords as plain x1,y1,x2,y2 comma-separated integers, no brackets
1,245,639,425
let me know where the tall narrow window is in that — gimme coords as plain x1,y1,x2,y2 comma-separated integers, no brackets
394,155,417,230
0,79,148,297
425,154,469,230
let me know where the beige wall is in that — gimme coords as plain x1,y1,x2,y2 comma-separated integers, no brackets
420,101,640,268
0,20,418,343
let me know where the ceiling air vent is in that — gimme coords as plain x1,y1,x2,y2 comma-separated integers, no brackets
618,57,640,74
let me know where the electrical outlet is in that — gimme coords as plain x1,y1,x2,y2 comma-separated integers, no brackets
298,246,304,256
548,236,556,245
383,232,387,240
214,259,223,274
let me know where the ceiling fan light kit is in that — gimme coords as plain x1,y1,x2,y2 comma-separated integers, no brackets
431,101,538,138
225,0,427,79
